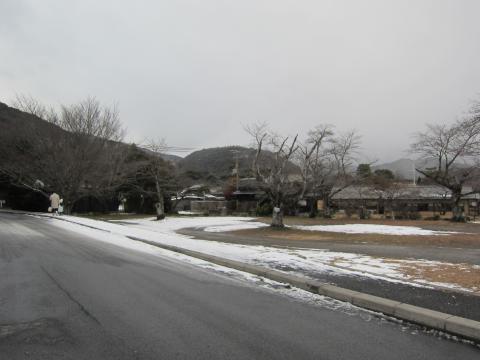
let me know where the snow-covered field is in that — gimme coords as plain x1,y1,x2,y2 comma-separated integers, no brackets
43,215,477,293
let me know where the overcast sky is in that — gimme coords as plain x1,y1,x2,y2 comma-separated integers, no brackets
1,0,480,162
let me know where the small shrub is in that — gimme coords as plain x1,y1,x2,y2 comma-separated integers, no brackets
256,203,273,216
451,215,467,222
408,212,422,220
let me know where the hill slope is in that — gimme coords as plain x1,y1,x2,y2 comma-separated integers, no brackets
179,146,255,181
373,158,439,180
0,101,65,138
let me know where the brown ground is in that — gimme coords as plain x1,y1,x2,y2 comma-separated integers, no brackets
232,217,480,248
397,261,480,293
325,256,480,293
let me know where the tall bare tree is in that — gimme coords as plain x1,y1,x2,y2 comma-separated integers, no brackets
120,140,179,219
297,125,334,199
296,125,334,216
411,101,480,220
139,140,171,220
246,122,299,227
307,130,360,216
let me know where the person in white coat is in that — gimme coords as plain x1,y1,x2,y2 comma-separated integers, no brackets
49,192,60,215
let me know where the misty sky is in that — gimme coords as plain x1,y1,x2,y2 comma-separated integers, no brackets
1,0,480,162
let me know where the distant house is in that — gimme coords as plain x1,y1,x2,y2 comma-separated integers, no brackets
229,178,265,214
171,184,226,213
331,184,479,218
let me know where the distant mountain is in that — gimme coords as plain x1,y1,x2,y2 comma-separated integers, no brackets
373,158,438,180
178,146,255,182
159,153,183,164
178,146,301,185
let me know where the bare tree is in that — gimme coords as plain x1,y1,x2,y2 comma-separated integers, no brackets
142,140,169,220
411,101,480,220
1,97,127,213
296,125,334,216
11,94,59,124
120,140,179,219
246,122,360,223
246,122,299,227
382,183,408,220
297,125,334,199
316,130,361,216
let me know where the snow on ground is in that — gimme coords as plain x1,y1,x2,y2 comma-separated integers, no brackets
295,224,458,236
178,211,202,215
203,222,269,232
203,221,459,235
43,215,475,293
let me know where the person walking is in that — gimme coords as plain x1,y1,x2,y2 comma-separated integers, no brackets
49,192,60,215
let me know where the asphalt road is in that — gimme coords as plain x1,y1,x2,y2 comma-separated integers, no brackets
0,213,478,359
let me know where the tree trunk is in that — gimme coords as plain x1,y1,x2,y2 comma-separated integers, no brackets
154,177,165,220
155,197,165,220
309,196,318,218
271,206,284,228
451,192,464,222
323,195,331,218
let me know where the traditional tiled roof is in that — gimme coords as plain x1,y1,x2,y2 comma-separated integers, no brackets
331,184,480,201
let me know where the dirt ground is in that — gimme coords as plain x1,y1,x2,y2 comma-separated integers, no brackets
232,217,480,248
397,261,480,293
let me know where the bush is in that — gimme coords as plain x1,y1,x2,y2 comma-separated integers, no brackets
398,210,421,220
451,215,467,222
358,208,370,219
256,203,273,216
408,212,422,220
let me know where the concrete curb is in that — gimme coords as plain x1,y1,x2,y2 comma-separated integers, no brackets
4,210,480,343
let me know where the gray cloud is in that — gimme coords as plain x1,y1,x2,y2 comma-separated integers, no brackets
1,0,480,161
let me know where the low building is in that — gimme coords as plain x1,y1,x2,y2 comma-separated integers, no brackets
331,184,479,219
171,184,225,213
228,178,264,214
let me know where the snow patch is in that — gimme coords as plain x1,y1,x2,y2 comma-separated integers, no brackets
204,222,269,232
294,224,458,236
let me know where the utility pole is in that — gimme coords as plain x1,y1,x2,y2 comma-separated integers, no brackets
231,150,240,191
412,160,416,185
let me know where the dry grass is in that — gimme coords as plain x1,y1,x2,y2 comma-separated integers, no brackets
398,262,480,293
